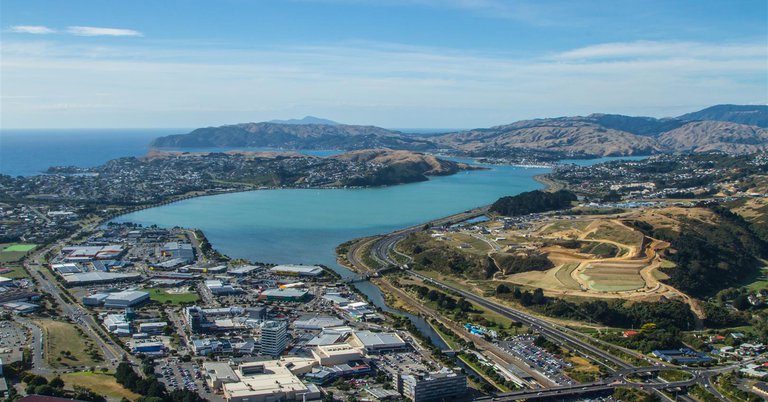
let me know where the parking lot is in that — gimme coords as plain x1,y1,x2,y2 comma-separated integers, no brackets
155,358,224,401
0,320,29,363
500,335,575,386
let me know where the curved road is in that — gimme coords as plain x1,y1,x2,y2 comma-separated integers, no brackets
348,210,736,401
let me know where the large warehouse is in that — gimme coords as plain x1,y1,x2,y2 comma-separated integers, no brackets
269,264,324,277
103,290,150,308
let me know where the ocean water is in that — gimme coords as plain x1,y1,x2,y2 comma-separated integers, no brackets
0,129,342,176
0,129,175,176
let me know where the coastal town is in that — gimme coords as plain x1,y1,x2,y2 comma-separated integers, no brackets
0,149,767,401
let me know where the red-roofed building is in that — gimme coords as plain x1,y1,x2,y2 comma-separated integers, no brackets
622,330,640,337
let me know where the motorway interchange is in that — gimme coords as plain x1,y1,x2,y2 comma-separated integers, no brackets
351,209,736,402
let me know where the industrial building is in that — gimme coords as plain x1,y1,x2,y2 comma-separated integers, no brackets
103,290,150,309
260,320,287,357
348,331,408,355
259,288,310,302
396,368,467,402
61,272,142,286
269,264,324,277
205,280,243,295
161,242,194,263
222,360,321,402
61,245,125,261
82,293,110,306
227,265,262,276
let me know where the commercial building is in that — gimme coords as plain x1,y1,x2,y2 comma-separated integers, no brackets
293,315,345,330
2,302,39,314
191,339,232,356
396,368,467,402
103,290,150,309
305,362,372,385
222,361,321,402
138,321,167,335
260,320,287,357
269,264,324,277
131,341,165,356
311,344,363,366
348,331,408,355
103,314,131,336
203,362,239,391
259,288,310,302
651,348,713,364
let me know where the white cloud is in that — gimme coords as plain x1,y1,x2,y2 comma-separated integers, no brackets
555,40,766,61
66,26,143,37
9,25,56,34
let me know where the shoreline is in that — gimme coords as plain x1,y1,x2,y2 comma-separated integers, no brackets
533,173,565,192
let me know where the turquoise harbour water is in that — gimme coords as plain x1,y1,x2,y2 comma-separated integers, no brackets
114,162,550,273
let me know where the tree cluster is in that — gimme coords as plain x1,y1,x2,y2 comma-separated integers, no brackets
490,189,576,216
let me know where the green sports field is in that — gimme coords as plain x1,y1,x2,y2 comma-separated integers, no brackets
2,244,37,252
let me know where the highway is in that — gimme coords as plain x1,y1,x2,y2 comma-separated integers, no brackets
22,224,137,371
347,208,737,401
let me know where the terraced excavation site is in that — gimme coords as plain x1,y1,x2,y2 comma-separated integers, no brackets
398,207,703,305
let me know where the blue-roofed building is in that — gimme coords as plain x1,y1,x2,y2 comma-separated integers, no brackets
652,348,712,364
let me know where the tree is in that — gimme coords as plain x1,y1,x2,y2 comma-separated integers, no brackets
733,294,751,311
49,376,65,388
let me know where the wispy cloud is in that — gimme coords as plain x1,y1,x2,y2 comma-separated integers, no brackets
555,40,766,60
9,25,56,34
66,26,143,37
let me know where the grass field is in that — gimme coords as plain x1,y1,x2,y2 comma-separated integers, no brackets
578,261,645,292
0,265,29,279
60,372,140,401
429,323,461,350
0,250,28,263
36,319,104,369
2,244,37,252
146,287,199,304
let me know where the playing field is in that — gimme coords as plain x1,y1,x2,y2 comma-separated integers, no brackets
60,372,141,401
2,244,37,252
147,287,200,304
578,261,645,292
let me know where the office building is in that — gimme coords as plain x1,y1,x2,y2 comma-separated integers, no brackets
260,320,287,357
396,368,467,402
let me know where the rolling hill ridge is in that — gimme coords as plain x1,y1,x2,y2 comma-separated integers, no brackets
151,104,768,157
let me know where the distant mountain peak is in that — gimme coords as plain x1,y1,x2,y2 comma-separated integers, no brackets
268,116,339,125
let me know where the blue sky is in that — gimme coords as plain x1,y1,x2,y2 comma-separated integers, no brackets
1,0,766,128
